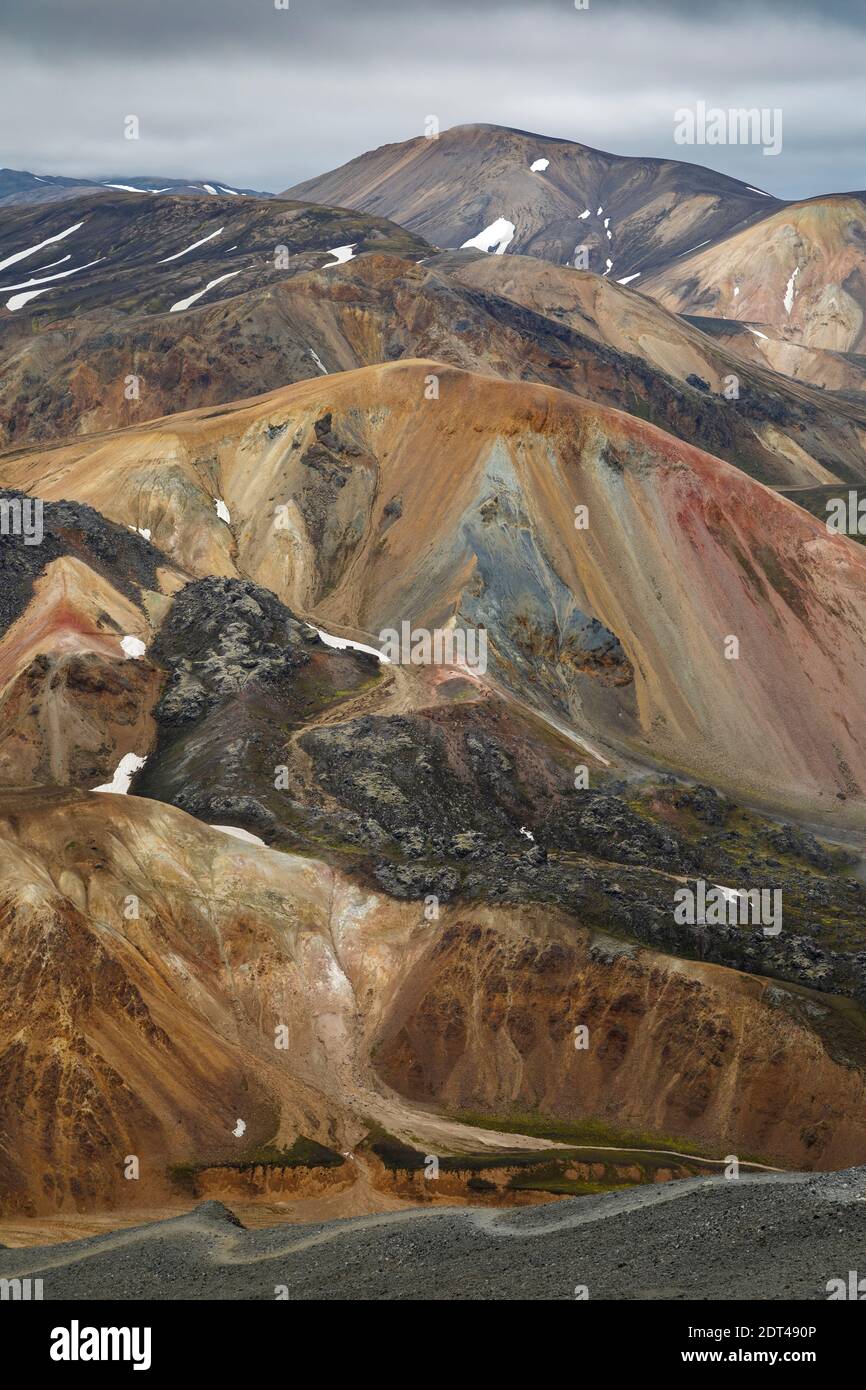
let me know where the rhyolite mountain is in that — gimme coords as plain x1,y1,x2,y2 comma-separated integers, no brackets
283,123,866,388
3,781,866,1216
643,192,866,355
5,361,866,827
2,540,866,1215
283,122,785,279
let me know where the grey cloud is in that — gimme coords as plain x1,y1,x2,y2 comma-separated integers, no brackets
4,0,865,53
0,1,863,198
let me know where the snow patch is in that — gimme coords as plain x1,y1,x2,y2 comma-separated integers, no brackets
169,269,241,312
93,752,146,794
784,265,800,316
218,186,240,196
0,221,84,275
461,218,516,255
747,326,770,341
519,826,535,841
29,255,71,274
128,525,152,541
603,258,613,276
211,825,267,847
578,209,590,219
232,1118,246,1138
323,244,357,268
6,288,52,311
102,183,146,193
312,625,390,664
121,635,147,659
1,255,105,294
158,226,224,262
530,158,549,172
309,347,328,375
617,273,641,285
215,498,231,524
202,184,218,195
746,186,772,197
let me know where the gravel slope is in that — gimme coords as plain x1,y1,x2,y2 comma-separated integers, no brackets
4,1168,866,1301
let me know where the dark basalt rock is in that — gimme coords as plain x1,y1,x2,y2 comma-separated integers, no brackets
150,576,313,727
0,488,162,635
373,863,460,900
671,783,731,825
542,791,695,871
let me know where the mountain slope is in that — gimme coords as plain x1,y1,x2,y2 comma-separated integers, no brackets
4,361,866,823
282,122,784,279
681,314,866,393
4,250,866,489
0,192,429,328
643,195,866,354
3,785,866,1215
0,491,185,787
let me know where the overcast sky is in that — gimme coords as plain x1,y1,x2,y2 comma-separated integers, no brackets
1,0,863,198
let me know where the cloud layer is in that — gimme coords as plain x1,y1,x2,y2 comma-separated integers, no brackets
2,0,863,198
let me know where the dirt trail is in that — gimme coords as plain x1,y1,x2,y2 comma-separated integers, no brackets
2,1168,806,1280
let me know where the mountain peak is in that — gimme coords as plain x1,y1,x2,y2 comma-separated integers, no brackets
282,122,781,278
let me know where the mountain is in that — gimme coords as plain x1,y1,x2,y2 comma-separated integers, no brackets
2,753,866,1213
4,246,866,492
6,115,866,1273
0,167,272,208
283,125,866,395
0,192,429,330
282,122,784,279
4,370,866,1218
643,194,866,354
4,361,866,826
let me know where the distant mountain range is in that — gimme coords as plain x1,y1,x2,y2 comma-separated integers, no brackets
0,166,274,207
